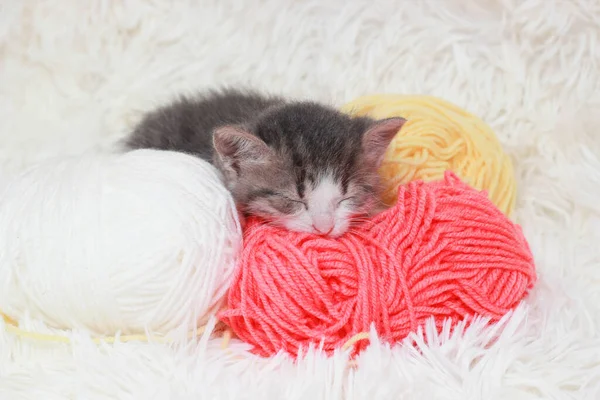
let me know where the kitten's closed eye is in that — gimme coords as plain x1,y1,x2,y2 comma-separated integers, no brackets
268,193,306,215
337,196,355,207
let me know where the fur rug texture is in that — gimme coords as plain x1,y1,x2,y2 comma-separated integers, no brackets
1,0,600,399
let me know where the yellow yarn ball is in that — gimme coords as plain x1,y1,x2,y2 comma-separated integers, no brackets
341,94,517,216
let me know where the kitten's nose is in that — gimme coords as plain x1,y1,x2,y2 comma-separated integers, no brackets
312,224,334,236
312,217,335,236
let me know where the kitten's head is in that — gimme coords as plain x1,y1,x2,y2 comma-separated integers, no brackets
212,102,406,237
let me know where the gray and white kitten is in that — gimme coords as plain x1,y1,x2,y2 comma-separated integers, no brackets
125,88,406,237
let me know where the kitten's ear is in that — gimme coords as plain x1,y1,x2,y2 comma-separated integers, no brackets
213,126,272,173
362,117,406,166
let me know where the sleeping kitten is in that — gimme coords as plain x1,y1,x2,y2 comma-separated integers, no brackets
125,88,405,237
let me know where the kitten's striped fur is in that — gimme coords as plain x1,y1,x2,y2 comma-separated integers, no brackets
125,88,405,237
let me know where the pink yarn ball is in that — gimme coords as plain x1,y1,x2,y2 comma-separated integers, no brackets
219,172,536,358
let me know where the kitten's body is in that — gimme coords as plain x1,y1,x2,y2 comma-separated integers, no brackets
127,90,281,161
126,88,405,237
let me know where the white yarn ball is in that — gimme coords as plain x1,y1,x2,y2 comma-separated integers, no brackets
0,149,242,336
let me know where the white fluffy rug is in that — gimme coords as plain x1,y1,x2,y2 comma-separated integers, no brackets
1,0,600,398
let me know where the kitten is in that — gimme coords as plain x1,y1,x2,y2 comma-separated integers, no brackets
125,88,405,237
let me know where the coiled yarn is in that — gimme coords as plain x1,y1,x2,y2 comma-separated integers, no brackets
219,172,535,358
341,94,516,216
0,149,242,336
